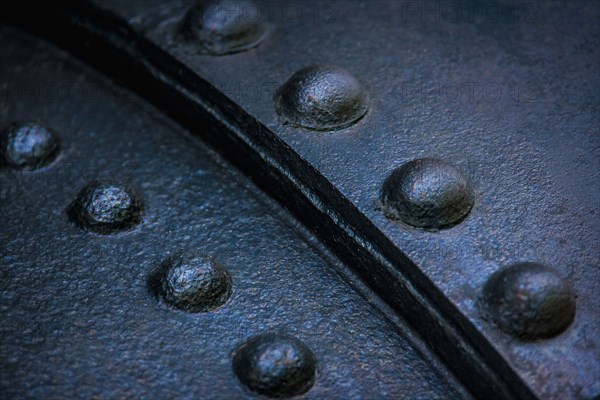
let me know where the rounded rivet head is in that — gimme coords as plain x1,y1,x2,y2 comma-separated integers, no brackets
233,333,317,397
380,158,474,230
151,252,232,313
181,0,270,55
68,181,143,234
0,122,60,170
481,262,576,340
274,64,369,131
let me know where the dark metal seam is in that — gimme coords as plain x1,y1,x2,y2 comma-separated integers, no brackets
0,1,537,399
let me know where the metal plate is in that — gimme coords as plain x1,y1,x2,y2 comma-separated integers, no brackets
96,1,598,398
1,1,599,399
0,25,471,400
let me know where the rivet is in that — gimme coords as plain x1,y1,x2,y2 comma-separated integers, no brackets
181,0,270,55
0,122,60,170
274,64,369,131
481,262,576,340
68,180,144,234
380,158,474,230
233,333,317,397
149,251,232,313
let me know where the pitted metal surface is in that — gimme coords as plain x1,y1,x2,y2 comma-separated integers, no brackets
90,1,599,398
1,0,599,399
0,26,468,399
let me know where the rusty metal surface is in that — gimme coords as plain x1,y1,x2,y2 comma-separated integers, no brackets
1,0,599,399
0,24,469,399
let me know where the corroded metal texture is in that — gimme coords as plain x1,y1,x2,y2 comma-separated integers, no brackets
1,0,599,399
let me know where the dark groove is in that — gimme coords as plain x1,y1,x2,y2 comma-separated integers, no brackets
0,2,537,399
